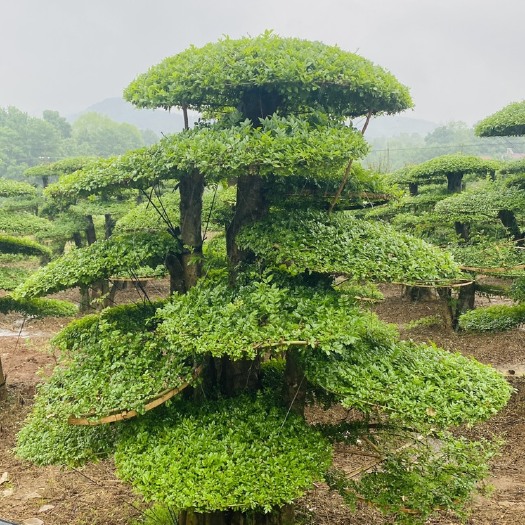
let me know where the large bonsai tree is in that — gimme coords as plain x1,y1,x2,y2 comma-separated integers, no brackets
15,34,511,525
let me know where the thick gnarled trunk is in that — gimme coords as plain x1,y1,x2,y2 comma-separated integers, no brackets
226,175,268,270
446,173,463,193
498,209,524,246
180,170,205,289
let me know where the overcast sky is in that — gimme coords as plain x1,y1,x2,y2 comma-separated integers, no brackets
1,0,523,126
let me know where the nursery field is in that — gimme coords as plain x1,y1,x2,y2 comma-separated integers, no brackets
0,282,523,525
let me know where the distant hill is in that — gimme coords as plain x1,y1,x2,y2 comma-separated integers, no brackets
365,115,438,138
69,97,197,135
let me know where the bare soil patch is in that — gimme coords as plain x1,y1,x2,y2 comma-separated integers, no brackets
1,282,524,524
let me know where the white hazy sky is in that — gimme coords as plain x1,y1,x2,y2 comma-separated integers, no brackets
1,0,523,126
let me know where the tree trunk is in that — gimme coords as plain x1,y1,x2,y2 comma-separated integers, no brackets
85,215,97,245
403,285,435,301
104,213,116,239
215,356,261,397
180,170,205,289
165,251,186,295
453,282,476,329
454,221,470,241
179,505,294,525
282,349,306,416
72,231,83,248
0,356,7,402
436,287,454,330
90,279,110,310
79,285,91,312
226,175,268,271
498,209,524,246
446,173,463,193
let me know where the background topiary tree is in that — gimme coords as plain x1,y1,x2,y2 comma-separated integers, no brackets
15,34,512,525
448,102,525,331
475,100,525,137
407,153,499,194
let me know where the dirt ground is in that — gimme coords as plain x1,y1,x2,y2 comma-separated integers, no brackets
0,282,524,525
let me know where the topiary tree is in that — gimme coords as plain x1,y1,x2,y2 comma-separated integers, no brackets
407,153,499,194
406,154,500,241
15,33,512,525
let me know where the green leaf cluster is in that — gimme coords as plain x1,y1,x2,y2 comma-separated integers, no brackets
161,116,369,182
509,277,525,302
115,192,180,234
0,266,32,290
302,339,511,427
16,393,122,465
44,147,162,206
434,179,525,221
156,277,375,360
0,210,53,236
449,239,525,274
500,159,525,175
24,156,97,179
16,301,195,427
0,178,37,197
46,116,368,208
13,231,177,299
237,211,460,283
115,395,332,513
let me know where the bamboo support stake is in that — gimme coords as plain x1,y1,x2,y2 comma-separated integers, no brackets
68,366,203,426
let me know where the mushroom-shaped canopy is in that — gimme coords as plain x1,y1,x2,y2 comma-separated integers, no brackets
408,154,499,192
475,101,525,137
386,165,417,185
0,178,36,198
124,32,413,119
24,157,97,180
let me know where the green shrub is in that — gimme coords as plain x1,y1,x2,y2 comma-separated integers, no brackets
327,434,500,524
459,304,525,332
0,296,77,317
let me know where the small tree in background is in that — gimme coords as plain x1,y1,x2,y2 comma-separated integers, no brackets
15,34,512,525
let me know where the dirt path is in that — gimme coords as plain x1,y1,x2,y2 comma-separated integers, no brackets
1,285,524,524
